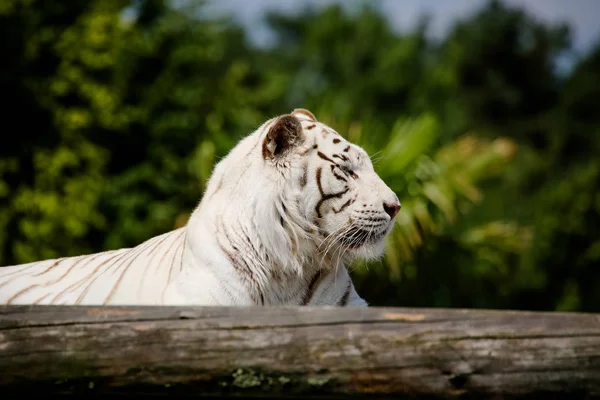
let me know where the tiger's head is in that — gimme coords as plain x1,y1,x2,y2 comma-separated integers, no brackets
194,109,400,273
261,109,400,263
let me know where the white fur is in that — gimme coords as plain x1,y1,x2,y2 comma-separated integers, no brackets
0,110,399,306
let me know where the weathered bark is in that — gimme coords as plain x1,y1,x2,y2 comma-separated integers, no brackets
1,305,599,398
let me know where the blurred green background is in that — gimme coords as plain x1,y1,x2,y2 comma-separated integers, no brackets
1,0,599,311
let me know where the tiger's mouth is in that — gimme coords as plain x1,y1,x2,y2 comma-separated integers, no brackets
338,226,389,249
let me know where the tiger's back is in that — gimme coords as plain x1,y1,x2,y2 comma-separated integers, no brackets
0,229,185,305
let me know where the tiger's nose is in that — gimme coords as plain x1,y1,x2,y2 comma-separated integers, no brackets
383,201,401,219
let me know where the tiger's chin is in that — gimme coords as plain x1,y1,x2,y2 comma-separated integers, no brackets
348,240,388,262
339,227,391,262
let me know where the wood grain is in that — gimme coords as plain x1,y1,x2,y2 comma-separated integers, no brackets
1,305,599,398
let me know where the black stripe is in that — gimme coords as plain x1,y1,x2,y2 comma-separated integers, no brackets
316,191,349,218
52,250,127,304
314,166,350,218
217,218,264,305
33,292,51,305
334,197,355,213
300,163,308,187
179,232,187,272
301,142,318,156
167,231,186,282
32,257,67,277
240,226,264,266
332,153,349,162
316,167,324,197
6,253,105,304
103,236,165,304
338,282,352,306
77,242,151,304
331,164,347,182
0,257,66,293
6,284,36,304
317,151,335,163
302,270,326,305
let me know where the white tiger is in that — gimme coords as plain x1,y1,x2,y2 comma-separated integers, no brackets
0,109,400,306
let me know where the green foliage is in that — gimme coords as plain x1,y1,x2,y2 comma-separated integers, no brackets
0,0,598,311
0,0,122,262
97,0,282,248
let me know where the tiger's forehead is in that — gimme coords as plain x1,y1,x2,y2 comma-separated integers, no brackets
299,119,368,160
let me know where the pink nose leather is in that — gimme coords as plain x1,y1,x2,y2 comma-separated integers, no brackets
383,202,401,218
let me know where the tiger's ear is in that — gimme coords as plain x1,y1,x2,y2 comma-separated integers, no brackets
262,114,304,160
292,108,317,122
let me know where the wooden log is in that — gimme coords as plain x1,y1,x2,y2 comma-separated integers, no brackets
1,305,599,398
